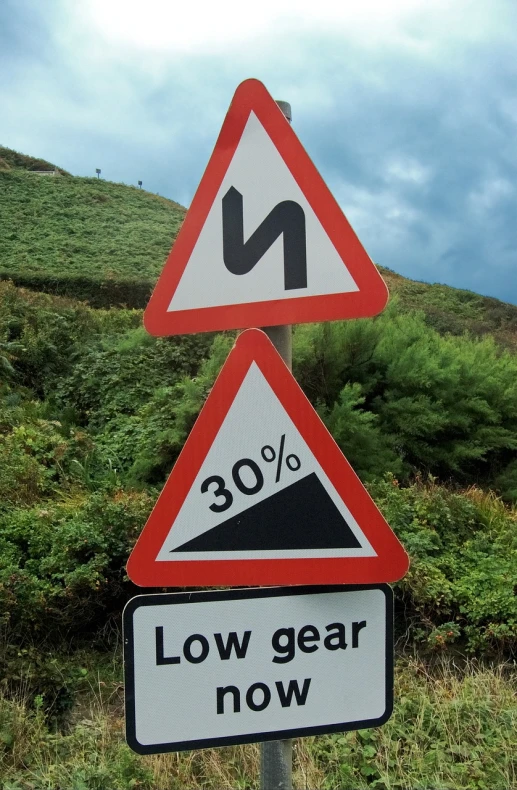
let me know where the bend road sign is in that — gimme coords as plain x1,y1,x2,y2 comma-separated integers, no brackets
124,585,393,754
126,330,409,588
144,79,388,336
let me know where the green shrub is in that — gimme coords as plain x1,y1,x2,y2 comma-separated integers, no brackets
318,382,402,481
293,306,517,499
0,490,153,642
370,477,517,654
0,395,97,507
52,325,216,433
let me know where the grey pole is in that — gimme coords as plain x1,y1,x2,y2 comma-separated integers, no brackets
259,97,293,790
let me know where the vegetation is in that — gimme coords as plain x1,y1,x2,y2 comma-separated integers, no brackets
1,145,517,345
1,146,516,787
1,279,515,711
0,146,69,175
381,268,517,351
1,658,515,789
294,310,517,499
0,167,185,307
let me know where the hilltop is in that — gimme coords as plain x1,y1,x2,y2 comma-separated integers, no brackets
0,145,70,174
0,147,185,307
381,268,517,350
1,146,516,349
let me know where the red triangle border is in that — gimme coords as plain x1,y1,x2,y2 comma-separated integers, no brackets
144,79,389,336
127,330,409,587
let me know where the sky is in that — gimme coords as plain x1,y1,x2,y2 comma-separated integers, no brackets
1,0,516,304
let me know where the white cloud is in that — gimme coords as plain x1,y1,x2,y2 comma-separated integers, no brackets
82,0,454,53
468,177,514,215
1,0,516,302
385,157,431,185
333,182,421,247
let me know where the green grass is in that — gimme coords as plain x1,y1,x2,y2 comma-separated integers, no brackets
1,145,516,346
1,655,515,789
1,146,517,789
0,170,185,307
308,657,517,790
381,268,517,349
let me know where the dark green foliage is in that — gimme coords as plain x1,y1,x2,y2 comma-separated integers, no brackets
0,284,230,497
0,281,105,395
53,325,217,427
58,331,233,485
0,645,92,721
0,283,516,662
0,402,91,508
371,477,517,654
494,459,517,502
318,382,402,481
0,490,154,642
3,273,156,309
107,333,234,484
294,304,517,499
0,284,237,684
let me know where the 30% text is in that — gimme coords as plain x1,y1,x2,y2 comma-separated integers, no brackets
201,434,301,513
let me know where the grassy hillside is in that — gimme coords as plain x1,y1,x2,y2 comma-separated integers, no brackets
0,145,69,174
1,145,517,347
1,147,516,789
382,268,517,350
0,163,185,307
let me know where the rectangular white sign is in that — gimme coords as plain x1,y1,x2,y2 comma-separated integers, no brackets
124,585,393,754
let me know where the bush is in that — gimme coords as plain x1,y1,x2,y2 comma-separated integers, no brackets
0,490,154,642
0,398,95,507
293,306,517,499
370,477,517,654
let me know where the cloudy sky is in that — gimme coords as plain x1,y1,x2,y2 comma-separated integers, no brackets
1,0,516,304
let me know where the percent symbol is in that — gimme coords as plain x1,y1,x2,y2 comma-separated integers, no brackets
200,434,302,514
261,433,301,483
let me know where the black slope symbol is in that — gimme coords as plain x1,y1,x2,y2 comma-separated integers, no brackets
172,472,362,552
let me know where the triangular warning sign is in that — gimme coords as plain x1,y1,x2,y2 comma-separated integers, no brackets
127,330,409,587
144,79,388,337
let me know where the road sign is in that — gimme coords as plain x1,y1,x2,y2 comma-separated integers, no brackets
127,329,409,587
124,585,393,754
143,79,388,336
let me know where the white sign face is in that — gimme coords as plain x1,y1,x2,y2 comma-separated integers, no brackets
143,80,389,338
168,111,359,313
156,361,375,561
124,585,393,754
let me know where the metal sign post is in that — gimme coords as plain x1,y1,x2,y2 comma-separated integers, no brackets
123,81,403,788
259,324,293,790
260,97,293,790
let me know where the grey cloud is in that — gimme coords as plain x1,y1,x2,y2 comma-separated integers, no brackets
1,1,516,303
